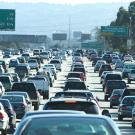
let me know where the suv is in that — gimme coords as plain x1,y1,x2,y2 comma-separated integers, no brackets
99,64,112,77
12,82,40,110
104,80,126,101
103,73,122,90
27,76,49,99
128,69,135,83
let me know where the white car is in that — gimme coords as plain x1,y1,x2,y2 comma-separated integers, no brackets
50,59,62,71
0,103,9,135
40,51,49,60
124,55,133,62
28,59,39,70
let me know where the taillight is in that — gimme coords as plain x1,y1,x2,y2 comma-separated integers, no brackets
112,95,119,99
0,113,4,119
122,106,128,110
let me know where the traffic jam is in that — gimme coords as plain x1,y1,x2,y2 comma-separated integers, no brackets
0,49,134,134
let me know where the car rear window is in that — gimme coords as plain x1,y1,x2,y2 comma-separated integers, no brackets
73,68,85,74
123,97,135,105
50,60,60,64
68,73,80,78
2,96,23,102
12,83,37,99
65,82,86,90
107,81,126,89
44,101,99,114
123,89,135,97
106,74,122,80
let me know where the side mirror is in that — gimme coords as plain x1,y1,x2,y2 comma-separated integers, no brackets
102,109,111,118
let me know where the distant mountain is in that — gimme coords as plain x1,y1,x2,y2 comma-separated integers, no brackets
0,2,129,37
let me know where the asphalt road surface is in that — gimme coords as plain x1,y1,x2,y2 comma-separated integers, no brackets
5,56,135,135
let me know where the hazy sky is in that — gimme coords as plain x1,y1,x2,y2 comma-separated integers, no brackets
0,0,133,4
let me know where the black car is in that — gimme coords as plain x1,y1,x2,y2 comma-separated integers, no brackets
104,80,126,101
64,81,87,91
0,99,16,129
12,82,40,110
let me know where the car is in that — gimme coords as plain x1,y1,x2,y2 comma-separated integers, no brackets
50,59,62,71
0,60,8,73
14,114,120,135
92,57,102,67
21,53,30,61
128,69,135,83
64,81,87,91
4,91,32,107
100,71,112,84
118,96,135,121
9,59,20,68
110,89,124,108
99,64,112,77
40,51,49,60
28,59,39,71
122,62,135,78
103,72,122,90
43,64,57,80
112,56,120,64
43,97,102,115
0,103,9,135
71,63,84,71
102,54,112,63
115,60,124,71
94,60,106,72
104,80,126,101
29,56,43,67
15,64,30,81
67,72,85,81
0,99,16,129
27,76,49,99
33,49,40,56
119,87,135,103
12,82,40,110
11,73,20,82
17,57,26,63
1,95,31,119
72,67,86,79
0,75,13,91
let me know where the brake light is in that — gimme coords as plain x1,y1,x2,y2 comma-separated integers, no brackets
122,106,128,110
65,101,76,104
0,113,4,119
112,95,119,99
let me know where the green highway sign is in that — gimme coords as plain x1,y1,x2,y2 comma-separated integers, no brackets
0,9,15,31
101,26,129,37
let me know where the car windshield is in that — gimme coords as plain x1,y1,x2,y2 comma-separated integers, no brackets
2,96,23,102
22,117,115,135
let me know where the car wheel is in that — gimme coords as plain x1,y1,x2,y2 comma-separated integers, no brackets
34,103,39,110
104,96,108,101
118,114,123,121
132,121,135,128
110,104,113,108
128,79,131,84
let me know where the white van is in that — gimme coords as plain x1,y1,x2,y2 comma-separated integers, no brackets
27,76,49,99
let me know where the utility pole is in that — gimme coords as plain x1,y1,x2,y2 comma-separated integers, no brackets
68,16,71,48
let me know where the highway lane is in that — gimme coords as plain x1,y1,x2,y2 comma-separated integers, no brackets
5,55,135,134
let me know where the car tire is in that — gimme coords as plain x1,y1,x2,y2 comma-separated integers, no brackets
110,104,113,108
104,96,108,101
118,114,123,121
132,122,135,128
34,103,39,110
128,79,131,84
